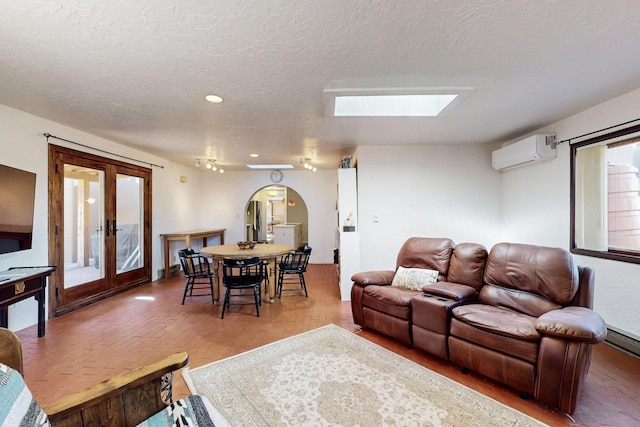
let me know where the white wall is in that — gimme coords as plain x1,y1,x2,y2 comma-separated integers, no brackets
0,105,195,330
356,143,503,271
197,170,337,265
6,85,640,338
0,105,340,332
500,87,640,339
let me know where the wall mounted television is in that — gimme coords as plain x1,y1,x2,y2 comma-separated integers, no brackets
0,163,36,255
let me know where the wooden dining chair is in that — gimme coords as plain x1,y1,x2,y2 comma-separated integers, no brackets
221,257,264,318
277,246,312,298
178,248,215,304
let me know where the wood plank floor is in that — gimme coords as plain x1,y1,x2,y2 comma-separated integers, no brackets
15,264,640,426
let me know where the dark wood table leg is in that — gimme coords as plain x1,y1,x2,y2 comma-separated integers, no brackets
37,276,46,337
0,307,7,329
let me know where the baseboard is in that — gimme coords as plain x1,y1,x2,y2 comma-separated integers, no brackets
157,264,181,279
605,327,640,359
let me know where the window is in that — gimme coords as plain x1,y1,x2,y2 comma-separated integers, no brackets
571,124,640,263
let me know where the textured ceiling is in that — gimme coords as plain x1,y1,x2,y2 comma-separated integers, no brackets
2,1,640,170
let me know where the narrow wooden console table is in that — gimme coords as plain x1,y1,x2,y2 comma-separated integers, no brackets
159,229,226,278
0,266,56,337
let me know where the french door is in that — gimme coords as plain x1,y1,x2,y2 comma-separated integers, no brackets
48,145,152,316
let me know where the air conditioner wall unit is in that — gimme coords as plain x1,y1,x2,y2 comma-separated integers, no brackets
492,134,557,171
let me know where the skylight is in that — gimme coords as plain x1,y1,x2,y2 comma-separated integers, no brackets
334,94,457,117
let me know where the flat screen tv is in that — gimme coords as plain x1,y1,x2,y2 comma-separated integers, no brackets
0,163,36,255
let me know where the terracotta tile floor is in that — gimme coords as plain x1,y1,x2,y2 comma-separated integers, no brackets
15,264,640,426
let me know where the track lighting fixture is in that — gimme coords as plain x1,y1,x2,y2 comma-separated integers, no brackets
299,157,317,172
195,158,225,173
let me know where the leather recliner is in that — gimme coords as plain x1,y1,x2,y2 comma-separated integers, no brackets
448,242,607,415
351,237,455,346
350,238,607,415
351,237,487,348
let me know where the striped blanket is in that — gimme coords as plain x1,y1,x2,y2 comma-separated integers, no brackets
0,363,50,427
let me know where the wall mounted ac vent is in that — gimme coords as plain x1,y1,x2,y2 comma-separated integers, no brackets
492,134,557,171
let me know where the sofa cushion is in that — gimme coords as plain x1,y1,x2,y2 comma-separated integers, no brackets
396,237,454,277
391,266,439,291
0,363,50,427
446,243,487,290
479,284,561,317
363,286,418,320
484,242,579,305
451,304,541,342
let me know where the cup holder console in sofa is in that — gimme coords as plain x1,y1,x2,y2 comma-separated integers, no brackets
350,237,607,415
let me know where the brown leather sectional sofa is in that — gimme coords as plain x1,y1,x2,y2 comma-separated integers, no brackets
350,237,607,415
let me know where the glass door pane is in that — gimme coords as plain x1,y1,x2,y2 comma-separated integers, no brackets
63,165,105,288
116,173,144,274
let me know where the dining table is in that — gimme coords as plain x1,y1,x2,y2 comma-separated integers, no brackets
200,243,293,303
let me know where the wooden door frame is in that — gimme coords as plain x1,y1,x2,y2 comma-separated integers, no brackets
48,144,152,317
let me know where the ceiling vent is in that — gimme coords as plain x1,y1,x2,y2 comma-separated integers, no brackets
492,134,557,171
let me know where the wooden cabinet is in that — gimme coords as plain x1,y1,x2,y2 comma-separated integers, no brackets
273,223,303,248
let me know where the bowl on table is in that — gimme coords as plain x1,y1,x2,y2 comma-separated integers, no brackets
237,241,256,250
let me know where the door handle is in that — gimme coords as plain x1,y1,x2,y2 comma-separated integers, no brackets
105,220,118,236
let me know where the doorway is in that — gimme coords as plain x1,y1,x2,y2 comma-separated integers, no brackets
245,186,308,246
48,145,152,316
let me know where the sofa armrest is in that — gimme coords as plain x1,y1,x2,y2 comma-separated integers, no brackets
351,270,396,287
422,281,477,301
43,352,189,426
535,307,607,344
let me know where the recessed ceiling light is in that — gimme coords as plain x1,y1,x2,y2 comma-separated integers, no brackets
334,94,457,117
246,164,295,169
250,153,259,158
205,94,223,103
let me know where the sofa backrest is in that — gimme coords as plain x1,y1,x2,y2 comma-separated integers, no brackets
396,237,454,279
481,242,580,316
446,243,488,290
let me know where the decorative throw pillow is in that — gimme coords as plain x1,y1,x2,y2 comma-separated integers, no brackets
0,363,50,427
391,266,439,291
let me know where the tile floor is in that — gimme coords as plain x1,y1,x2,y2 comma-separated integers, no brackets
14,264,640,426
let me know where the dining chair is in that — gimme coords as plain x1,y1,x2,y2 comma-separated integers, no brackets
221,257,264,318
178,248,215,305
277,246,312,298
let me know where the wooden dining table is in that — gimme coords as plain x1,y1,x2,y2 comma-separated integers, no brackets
200,243,293,303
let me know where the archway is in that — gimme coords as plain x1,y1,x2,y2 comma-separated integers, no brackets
244,185,309,247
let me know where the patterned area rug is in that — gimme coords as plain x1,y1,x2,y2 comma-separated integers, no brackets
183,324,547,426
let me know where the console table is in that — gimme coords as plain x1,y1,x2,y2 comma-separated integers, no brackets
0,266,56,337
159,229,226,278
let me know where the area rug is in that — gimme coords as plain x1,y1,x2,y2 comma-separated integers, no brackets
182,324,547,426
